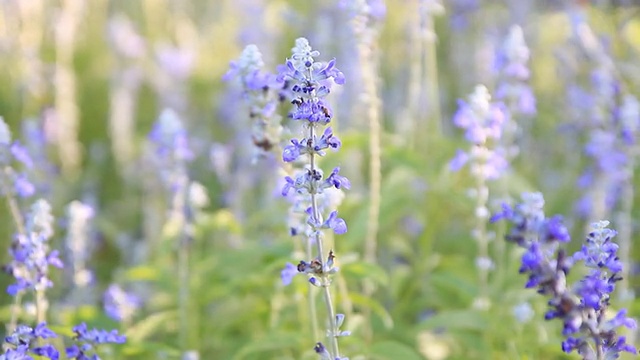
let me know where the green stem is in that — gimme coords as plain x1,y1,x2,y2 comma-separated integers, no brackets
2,167,27,332
422,8,442,138
307,238,320,342
473,145,490,310
308,125,340,358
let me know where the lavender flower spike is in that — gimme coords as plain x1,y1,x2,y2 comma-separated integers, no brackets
278,38,349,359
495,193,637,359
6,199,63,296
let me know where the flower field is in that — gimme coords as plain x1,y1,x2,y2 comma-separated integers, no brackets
0,1,639,359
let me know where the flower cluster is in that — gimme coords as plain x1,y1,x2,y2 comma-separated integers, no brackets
104,284,141,323
224,44,285,161
495,25,536,159
493,192,637,358
450,85,509,180
278,37,349,360
575,92,639,220
148,109,193,187
66,323,126,360
4,199,63,296
0,116,37,198
495,25,536,119
1,322,59,360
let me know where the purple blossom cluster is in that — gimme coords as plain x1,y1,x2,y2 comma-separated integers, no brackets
277,37,349,360
493,192,637,359
495,25,536,119
224,44,286,160
278,37,348,261
450,85,509,180
103,284,141,323
0,149,126,359
65,323,126,360
2,322,59,360
4,199,63,296
0,117,37,198
575,92,640,219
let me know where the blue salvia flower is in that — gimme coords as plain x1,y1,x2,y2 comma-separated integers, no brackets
20,118,57,198
493,193,637,359
451,85,508,309
449,0,480,30
4,199,63,296
103,284,141,323
224,44,285,161
0,117,36,199
495,25,536,159
495,25,536,118
575,92,639,225
65,323,126,360
1,322,59,359
278,37,348,359
450,85,509,180
148,109,193,198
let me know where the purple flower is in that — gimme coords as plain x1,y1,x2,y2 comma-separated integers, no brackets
450,85,509,180
498,195,635,358
323,167,351,190
323,211,347,235
3,322,59,359
10,142,33,169
278,38,348,359
314,127,341,153
225,44,285,159
104,284,140,322
283,139,305,163
449,150,469,172
280,263,298,286
72,323,127,345
5,199,62,296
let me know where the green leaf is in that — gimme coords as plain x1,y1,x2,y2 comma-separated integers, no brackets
126,310,176,342
123,265,161,282
416,309,488,332
342,262,389,286
232,332,301,360
369,340,424,360
349,292,393,329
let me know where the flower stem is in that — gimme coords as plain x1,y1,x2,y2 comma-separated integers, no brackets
2,167,27,332
473,147,490,310
308,125,341,358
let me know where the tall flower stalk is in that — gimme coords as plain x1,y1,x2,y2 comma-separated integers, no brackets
495,24,536,159
278,38,350,359
493,192,637,359
342,0,385,340
450,85,508,310
223,44,284,162
148,109,198,355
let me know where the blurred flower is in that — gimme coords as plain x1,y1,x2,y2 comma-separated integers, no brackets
512,302,534,323
496,194,636,358
280,262,297,286
0,117,37,199
2,322,59,359
65,201,95,287
450,86,509,180
104,284,140,323
108,15,146,59
156,44,195,80
66,323,126,360
224,44,285,160
5,199,63,296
